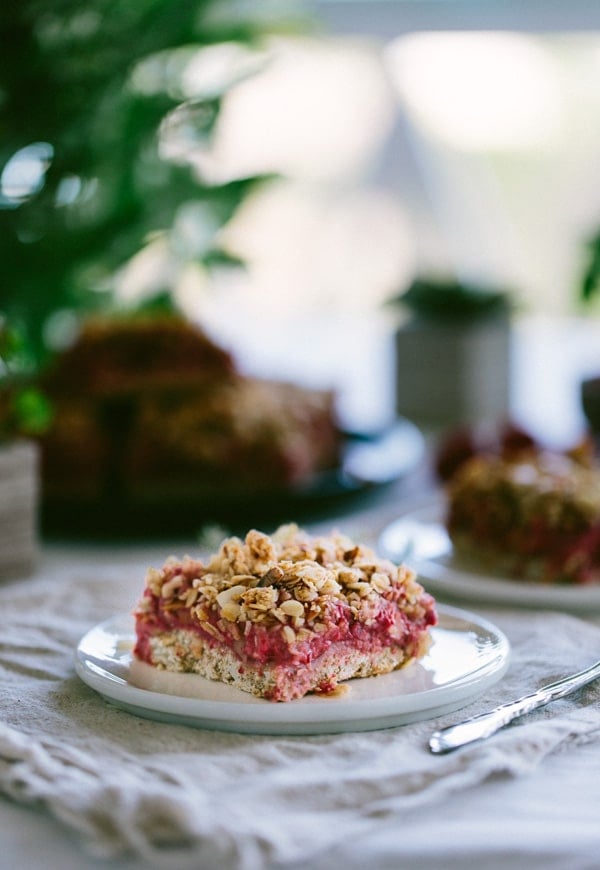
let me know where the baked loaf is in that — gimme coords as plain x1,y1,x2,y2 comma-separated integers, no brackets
447,451,600,584
39,315,341,502
133,524,437,701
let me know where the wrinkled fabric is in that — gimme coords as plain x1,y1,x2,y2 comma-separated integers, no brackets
1,542,600,870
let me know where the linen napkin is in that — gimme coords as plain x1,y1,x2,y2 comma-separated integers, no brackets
1,543,600,870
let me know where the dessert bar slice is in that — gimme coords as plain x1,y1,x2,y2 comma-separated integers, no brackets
133,524,437,701
447,451,600,584
40,315,342,506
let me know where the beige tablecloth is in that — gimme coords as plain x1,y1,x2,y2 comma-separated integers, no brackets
1,531,600,869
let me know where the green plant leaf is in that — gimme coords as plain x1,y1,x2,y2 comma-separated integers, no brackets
1,1,304,363
12,387,54,436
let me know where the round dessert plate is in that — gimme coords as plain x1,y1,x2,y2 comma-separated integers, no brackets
379,499,600,612
75,605,509,736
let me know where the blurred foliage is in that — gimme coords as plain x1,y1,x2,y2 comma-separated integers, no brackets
0,319,52,442
0,0,305,364
390,276,513,324
581,233,600,305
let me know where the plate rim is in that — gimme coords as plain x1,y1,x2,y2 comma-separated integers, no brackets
378,497,600,611
75,604,510,734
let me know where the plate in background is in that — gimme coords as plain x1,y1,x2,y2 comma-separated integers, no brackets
379,500,600,612
43,419,424,540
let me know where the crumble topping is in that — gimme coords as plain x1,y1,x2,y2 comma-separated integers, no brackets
449,452,600,528
447,451,600,584
136,524,431,645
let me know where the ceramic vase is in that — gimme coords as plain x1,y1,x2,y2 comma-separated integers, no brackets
0,440,39,578
394,319,512,429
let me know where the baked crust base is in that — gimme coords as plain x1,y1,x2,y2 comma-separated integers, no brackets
140,628,431,702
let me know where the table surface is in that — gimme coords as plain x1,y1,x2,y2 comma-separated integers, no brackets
2,314,600,870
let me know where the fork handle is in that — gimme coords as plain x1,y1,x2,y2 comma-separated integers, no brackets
430,658,600,754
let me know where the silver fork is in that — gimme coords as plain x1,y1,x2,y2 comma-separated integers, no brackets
430,658,600,754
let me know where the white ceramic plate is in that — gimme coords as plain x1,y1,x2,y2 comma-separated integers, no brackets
379,500,600,612
75,606,509,735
